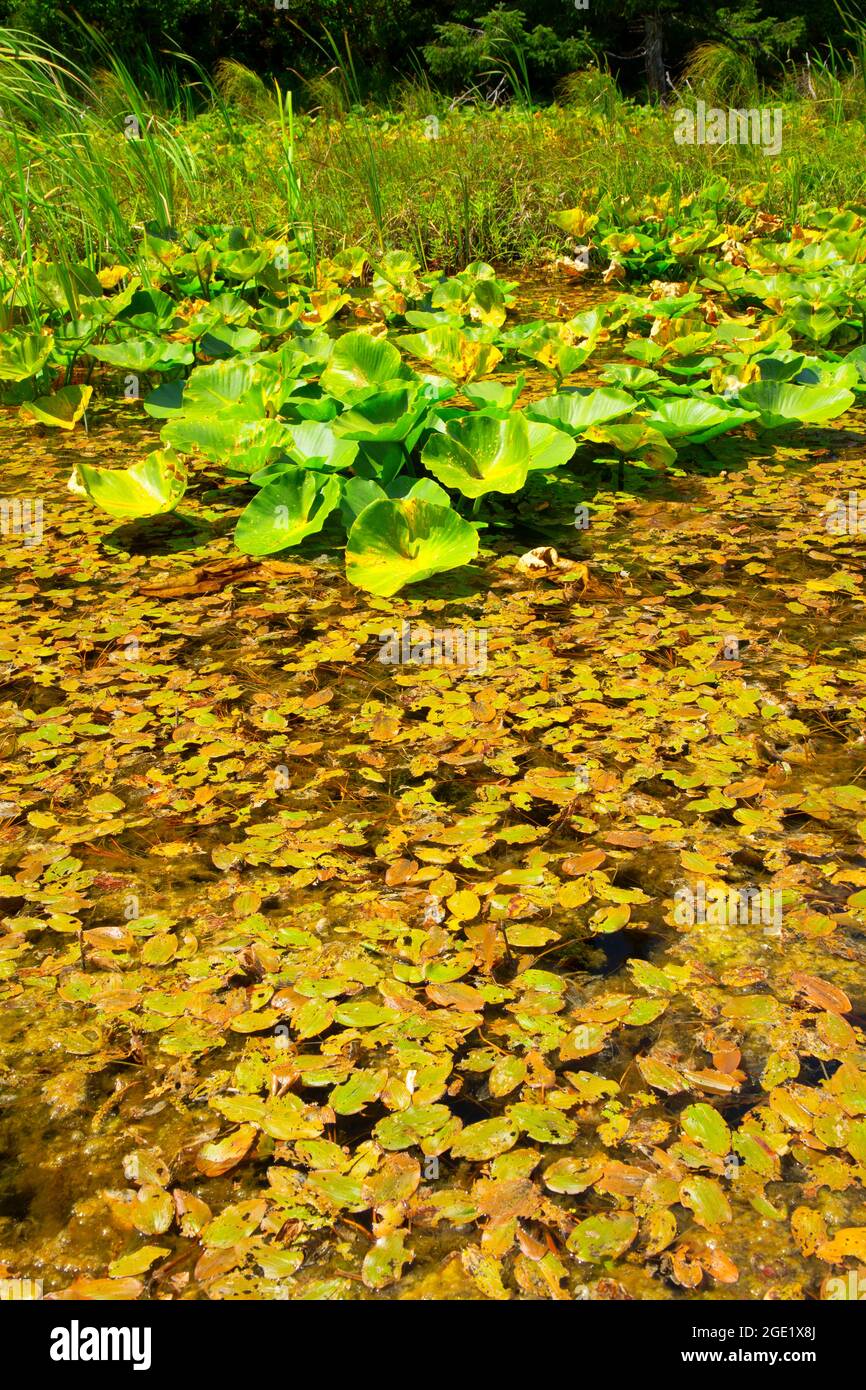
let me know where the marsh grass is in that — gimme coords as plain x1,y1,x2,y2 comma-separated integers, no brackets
0,26,202,307
2,29,866,289
680,42,763,109
275,102,866,264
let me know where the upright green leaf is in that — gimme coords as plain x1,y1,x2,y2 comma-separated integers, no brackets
76,448,187,519
345,497,478,596
235,469,341,555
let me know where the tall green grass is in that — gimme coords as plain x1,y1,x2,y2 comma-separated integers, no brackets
0,26,200,301
836,1,866,123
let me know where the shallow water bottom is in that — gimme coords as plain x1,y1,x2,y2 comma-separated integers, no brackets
1,274,866,1301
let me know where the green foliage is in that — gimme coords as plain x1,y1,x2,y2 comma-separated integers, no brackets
423,6,598,99
3,172,855,594
75,447,187,516
4,99,866,1306
345,495,480,595
680,41,763,107
0,1,854,101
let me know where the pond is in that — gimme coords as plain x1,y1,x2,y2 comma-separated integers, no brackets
2,266,866,1300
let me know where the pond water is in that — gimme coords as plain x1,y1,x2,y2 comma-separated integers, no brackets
1,269,866,1300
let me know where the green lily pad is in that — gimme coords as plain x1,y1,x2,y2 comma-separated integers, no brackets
108,1245,169,1278
286,420,359,472
332,386,429,442
20,383,91,430
738,380,855,427
0,330,54,381
680,1175,732,1229
362,1230,412,1290
567,1212,638,1262
397,326,502,382
680,1103,731,1157
643,395,757,442
89,335,193,373
422,413,531,497
330,1068,388,1116
201,1198,267,1248
463,377,525,410
526,387,635,436
543,1157,605,1194
508,1103,577,1145
374,1104,455,1151
321,330,406,401
450,1117,519,1160
305,1171,366,1211
525,419,578,472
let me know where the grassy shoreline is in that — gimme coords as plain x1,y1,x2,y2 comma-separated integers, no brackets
2,30,866,280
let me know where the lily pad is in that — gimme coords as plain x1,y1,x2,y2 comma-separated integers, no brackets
567,1212,638,1262
451,1117,519,1160
422,413,531,498
20,383,91,430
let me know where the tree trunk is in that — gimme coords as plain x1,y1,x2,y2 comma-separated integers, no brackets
644,12,666,101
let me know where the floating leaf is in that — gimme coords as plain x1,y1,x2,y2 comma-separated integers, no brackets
680,1104,731,1157
508,1104,576,1145
680,1176,732,1229
817,1228,866,1264
196,1126,258,1177
330,1068,387,1116
567,1212,638,1262
235,468,341,555
108,1246,169,1278
451,1117,519,1161
362,1230,413,1289
375,1104,455,1152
